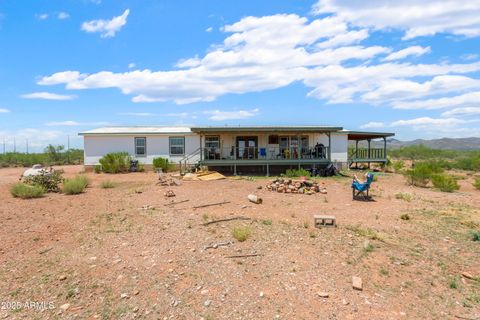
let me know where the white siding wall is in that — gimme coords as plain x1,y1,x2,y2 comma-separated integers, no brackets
83,134,200,165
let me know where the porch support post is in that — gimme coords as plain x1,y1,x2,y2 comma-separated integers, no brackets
327,132,331,161
266,163,269,177
383,136,387,160
367,139,371,169
355,140,358,158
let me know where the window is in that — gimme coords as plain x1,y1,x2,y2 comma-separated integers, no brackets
268,135,279,144
135,137,146,156
205,136,220,149
169,136,185,155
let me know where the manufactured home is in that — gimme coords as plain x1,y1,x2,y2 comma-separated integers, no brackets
79,125,394,175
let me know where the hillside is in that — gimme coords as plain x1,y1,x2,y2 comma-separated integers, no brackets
370,137,480,150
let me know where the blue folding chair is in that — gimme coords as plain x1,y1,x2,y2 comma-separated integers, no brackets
352,172,374,201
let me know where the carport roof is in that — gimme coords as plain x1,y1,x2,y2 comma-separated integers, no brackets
344,130,395,140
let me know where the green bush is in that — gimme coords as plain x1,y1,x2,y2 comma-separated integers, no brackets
404,161,444,187
392,160,405,172
63,175,89,195
395,192,412,202
432,174,460,192
471,230,480,241
100,180,115,189
473,177,480,190
232,226,251,242
284,168,311,178
10,183,45,199
23,170,63,192
98,152,132,173
94,165,102,174
153,157,171,172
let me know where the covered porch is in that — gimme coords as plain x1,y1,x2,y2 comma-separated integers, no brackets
347,131,395,168
189,126,342,175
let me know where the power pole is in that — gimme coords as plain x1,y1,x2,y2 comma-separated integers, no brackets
13,137,16,153
26,139,29,154
2,138,5,155
67,135,70,164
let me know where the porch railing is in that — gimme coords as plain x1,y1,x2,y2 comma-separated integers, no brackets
348,148,385,160
201,146,330,161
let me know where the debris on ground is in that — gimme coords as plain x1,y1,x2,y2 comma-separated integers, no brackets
202,216,251,226
164,190,176,197
266,178,327,195
247,194,263,204
164,199,189,206
139,205,155,210
157,173,182,186
182,171,226,181
193,200,230,209
352,276,363,290
204,240,234,250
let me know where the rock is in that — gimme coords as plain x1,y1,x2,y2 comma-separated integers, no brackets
363,240,370,250
120,293,129,299
342,299,349,305
352,276,363,291
200,289,209,295
317,292,329,298
461,271,474,279
59,275,67,281
133,290,140,295
259,291,264,297
60,303,70,311
204,300,211,307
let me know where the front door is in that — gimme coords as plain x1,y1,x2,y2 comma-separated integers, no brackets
236,136,258,159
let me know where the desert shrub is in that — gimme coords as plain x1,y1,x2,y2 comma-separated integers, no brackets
153,157,172,172
395,192,412,202
284,168,311,178
10,183,45,199
404,161,443,187
63,175,89,195
232,226,251,242
392,160,405,172
453,156,480,171
99,152,132,173
400,213,411,220
23,170,63,192
94,165,102,174
474,177,480,190
100,180,115,188
432,174,460,192
471,230,480,241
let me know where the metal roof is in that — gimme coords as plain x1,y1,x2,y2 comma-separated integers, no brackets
79,126,193,136
190,126,343,133
343,130,395,140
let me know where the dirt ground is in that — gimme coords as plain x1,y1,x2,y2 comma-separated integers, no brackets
0,166,479,319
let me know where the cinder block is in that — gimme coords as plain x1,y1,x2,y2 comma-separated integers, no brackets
314,215,336,228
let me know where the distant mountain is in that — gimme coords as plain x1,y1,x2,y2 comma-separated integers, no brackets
381,137,480,150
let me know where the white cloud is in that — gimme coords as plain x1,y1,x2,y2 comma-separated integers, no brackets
0,128,65,151
128,63,136,69
204,108,259,121
205,27,213,32
118,112,154,116
58,12,70,20
21,92,77,101
0,108,10,113
313,0,480,39
462,53,478,61
81,9,129,38
36,9,480,116
391,117,467,127
360,121,385,129
45,121,111,126
441,107,480,117
382,46,431,61
392,91,480,110
36,13,49,20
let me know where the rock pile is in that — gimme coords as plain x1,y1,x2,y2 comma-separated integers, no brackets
265,178,327,195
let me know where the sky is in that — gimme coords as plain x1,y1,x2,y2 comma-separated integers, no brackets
1,0,480,151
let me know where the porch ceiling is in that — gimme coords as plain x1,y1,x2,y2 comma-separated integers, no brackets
191,126,343,134
347,131,395,140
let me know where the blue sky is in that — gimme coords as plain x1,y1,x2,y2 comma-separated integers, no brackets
1,0,480,151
